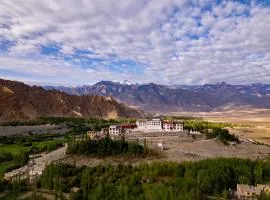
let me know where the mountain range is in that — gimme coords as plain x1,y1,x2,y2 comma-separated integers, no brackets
0,79,144,122
45,81,270,112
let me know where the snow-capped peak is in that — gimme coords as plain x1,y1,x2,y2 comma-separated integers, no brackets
122,80,133,85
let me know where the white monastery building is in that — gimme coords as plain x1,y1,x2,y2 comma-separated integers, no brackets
108,119,184,135
143,119,163,130
163,122,183,132
136,119,183,132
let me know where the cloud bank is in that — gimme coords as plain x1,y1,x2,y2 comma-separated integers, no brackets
0,0,270,85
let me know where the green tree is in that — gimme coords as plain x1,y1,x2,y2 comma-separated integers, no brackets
254,163,263,184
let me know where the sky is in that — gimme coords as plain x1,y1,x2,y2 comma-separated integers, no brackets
0,0,270,86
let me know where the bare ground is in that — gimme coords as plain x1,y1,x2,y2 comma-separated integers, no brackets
59,133,270,167
135,134,270,162
0,124,71,136
176,108,270,145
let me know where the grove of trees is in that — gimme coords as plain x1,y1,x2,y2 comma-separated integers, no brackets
206,128,239,144
67,136,147,157
37,157,270,200
183,120,232,133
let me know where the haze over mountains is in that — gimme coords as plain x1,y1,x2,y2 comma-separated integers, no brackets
45,81,270,112
0,79,144,122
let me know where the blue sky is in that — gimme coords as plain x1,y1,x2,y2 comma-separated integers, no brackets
0,0,270,85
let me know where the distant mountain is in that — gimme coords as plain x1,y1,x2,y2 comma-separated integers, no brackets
0,79,144,122
44,81,270,112
177,82,270,109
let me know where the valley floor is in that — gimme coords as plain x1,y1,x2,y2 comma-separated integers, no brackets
59,133,270,167
171,108,270,145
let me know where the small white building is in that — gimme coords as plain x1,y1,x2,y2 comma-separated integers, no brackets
87,131,98,139
189,130,201,135
157,141,169,150
157,142,164,150
236,184,270,199
109,125,123,135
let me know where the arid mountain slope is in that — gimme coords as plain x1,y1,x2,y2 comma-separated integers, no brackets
0,79,144,121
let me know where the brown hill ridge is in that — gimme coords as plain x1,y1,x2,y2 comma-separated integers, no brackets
0,78,144,121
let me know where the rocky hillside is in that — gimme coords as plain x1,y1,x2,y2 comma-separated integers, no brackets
45,81,270,112
0,79,144,121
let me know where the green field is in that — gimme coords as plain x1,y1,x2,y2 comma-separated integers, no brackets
32,139,65,149
0,144,27,155
0,161,15,178
0,139,66,155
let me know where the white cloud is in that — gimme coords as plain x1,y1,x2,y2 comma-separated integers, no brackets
0,0,270,85
60,45,74,55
